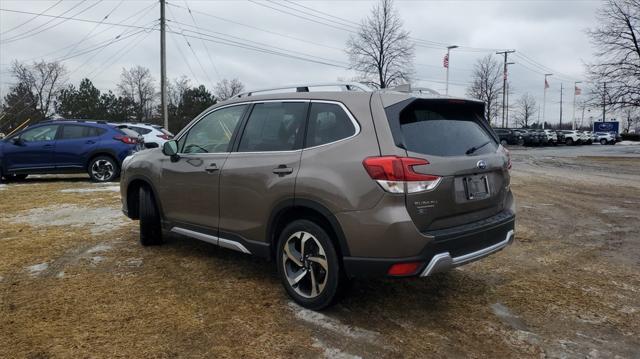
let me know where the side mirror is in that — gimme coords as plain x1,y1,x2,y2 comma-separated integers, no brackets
162,140,179,156
11,137,23,145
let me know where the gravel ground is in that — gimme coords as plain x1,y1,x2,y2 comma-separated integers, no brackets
1,145,639,358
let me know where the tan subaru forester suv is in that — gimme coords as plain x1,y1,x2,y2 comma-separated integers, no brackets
121,83,515,310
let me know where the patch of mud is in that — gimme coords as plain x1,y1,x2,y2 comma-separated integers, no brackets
60,186,120,193
8,204,127,235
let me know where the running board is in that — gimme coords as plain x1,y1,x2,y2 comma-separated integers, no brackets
170,227,252,254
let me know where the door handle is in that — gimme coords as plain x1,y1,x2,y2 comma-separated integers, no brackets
272,165,293,176
43,144,53,148
86,140,96,144
204,163,219,173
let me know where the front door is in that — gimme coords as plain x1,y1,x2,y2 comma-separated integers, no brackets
158,104,249,232
3,124,59,172
219,101,308,245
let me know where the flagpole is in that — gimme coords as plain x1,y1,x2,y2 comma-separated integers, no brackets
445,45,458,96
543,74,553,125
572,81,582,130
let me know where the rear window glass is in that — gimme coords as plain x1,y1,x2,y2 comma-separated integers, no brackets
305,103,356,147
390,100,497,157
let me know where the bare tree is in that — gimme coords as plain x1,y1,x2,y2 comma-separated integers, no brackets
117,65,156,122
346,0,414,88
587,0,640,108
10,60,66,120
622,105,640,132
466,55,503,125
214,78,245,101
514,93,537,128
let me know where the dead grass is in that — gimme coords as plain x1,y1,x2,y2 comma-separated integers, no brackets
1,162,639,358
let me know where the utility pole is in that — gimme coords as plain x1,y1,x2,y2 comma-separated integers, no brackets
602,82,607,122
505,62,514,128
444,45,458,96
559,83,563,129
496,50,515,128
160,0,168,130
543,73,553,125
572,81,582,130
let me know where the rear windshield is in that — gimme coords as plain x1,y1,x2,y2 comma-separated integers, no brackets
387,99,497,157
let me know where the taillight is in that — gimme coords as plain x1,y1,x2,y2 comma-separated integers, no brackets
157,134,171,140
499,146,512,170
388,262,422,276
362,156,441,193
114,135,138,144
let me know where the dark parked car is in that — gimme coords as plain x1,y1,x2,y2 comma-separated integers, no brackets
555,131,566,144
519,129,541,146
0,120,141,183
121,84,515,309
494,128,525,146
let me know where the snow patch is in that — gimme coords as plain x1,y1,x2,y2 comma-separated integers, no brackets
56,271,65,279
9,204,127,235
288,302,379,343
312,338,362,359
0,184,7,191
86,243,113,254
26,262,49,276
60,186,120,193
616,140,640,146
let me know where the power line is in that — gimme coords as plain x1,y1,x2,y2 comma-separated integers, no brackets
166,25,201,86
0,0,63,35
1,0,102,44
0,7,158,35
166,6,215,89
184,0,220,81
61,0,125,59
165,2,343,52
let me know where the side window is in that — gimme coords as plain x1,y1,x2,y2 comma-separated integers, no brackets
181,105,248,154
60,125,90,139
87,127,107,137
20,125,59,142
130,126,152,135
305,102,356,147
238,102,308,152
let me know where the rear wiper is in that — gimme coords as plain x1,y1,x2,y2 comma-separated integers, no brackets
465,140,491,155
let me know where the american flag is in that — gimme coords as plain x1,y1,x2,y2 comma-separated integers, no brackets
443,54,449,68
544,78,550,89
575,86,582,95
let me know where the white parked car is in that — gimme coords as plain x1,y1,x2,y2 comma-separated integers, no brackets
543,129,558,144
595,132,616,145
561,130,581,145
579,131,590,144
117,123,174,147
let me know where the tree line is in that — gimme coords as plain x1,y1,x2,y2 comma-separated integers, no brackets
1,60,245,134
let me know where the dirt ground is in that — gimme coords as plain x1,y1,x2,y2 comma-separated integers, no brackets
1,146,639,358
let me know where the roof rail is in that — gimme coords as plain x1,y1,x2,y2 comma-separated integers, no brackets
235,82,373,98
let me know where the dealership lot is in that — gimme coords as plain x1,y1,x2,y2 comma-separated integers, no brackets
1,145,639,358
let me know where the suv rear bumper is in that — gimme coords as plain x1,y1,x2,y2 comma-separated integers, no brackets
342,210,515,279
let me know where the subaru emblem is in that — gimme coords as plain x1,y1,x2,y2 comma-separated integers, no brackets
476,160,487,169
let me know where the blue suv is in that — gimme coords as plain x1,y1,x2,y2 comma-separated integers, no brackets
0,120,141,182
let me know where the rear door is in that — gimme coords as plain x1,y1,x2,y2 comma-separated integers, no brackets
218,101,308,245
3,124,59,172
53,124,104,169
385,99,509,231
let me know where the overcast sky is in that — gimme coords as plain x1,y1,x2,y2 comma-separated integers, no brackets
0,0,604,125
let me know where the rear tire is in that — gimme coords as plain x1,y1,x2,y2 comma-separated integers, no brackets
139,186,163,246
88,156,119,182
600,139,607,145
566,138,574,146
500,139,508,146
277,219,345,310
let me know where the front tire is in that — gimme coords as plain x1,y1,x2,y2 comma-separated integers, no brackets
600,139,607,145
566,138,574,146
139,186,163,246
277,220,343,310
500,139,508,147
88,156,119,182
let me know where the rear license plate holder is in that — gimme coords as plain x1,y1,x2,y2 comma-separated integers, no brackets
464,175,490,200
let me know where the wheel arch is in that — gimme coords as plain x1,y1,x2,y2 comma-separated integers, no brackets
267,198,351,260
125,175,163,220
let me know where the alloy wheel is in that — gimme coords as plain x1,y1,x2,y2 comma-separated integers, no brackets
91,160,115,181
282,231,329,299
